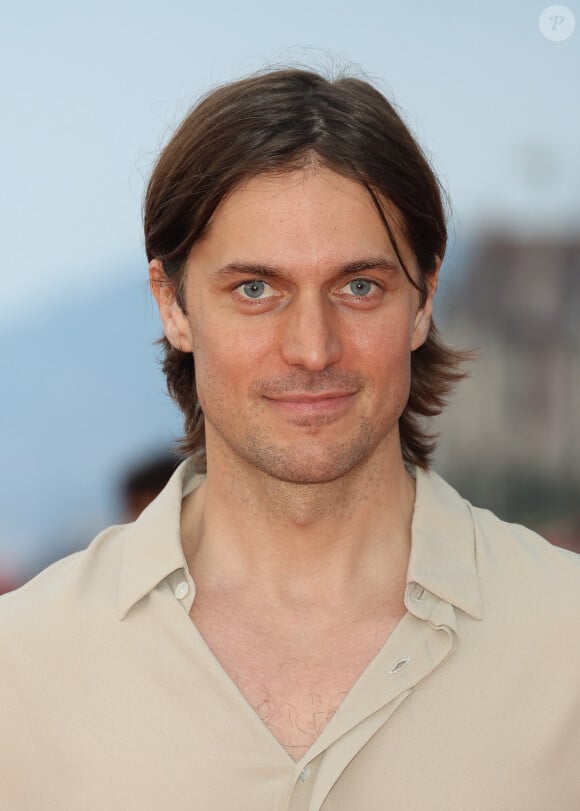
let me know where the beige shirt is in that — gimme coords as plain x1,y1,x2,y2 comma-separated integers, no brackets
2,462,580,810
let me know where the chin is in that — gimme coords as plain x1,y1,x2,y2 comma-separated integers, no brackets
262,464,355,486
239,434,374,485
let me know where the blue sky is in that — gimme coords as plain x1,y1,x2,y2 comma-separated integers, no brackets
2,1,579,329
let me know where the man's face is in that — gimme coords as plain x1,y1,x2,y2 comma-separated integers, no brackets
154,166,437,484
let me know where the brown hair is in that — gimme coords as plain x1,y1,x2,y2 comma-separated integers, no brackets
144,67,468,471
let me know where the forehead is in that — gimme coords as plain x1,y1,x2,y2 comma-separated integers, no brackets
195,167,414,270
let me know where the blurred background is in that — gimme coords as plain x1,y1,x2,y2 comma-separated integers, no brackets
1,0,579,591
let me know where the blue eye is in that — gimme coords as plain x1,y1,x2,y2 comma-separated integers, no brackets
241,280,268,299
348,279,374,296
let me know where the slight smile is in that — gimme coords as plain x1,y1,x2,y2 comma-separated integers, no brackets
263,391,358,418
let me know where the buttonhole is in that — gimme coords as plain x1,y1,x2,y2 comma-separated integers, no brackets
389,657,410,674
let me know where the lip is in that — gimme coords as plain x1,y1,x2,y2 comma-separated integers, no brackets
263,391,357,418
265,391,356,402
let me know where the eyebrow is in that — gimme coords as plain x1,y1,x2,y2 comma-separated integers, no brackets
211,256,402,281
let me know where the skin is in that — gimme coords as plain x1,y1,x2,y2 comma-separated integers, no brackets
150,166,439,757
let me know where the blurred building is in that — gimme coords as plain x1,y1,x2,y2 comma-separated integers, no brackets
435,230,580,550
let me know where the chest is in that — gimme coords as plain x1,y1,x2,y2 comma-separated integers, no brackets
189,600,404,760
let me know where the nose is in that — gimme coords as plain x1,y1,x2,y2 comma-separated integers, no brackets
279,291,343,371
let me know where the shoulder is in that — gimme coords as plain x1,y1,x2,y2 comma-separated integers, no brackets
470,501,580,583
464,501,580,651
0,522,129,647
0,459,194,653
418,468,580,628
423,467,580,583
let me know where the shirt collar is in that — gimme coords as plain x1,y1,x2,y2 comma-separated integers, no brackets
118,458,202,619
408,467,484,620
117,460,483,622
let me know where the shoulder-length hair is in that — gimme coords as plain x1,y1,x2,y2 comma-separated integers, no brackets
144,68,468,471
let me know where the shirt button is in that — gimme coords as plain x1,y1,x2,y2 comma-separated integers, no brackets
174,580,189,600
299,765,311,782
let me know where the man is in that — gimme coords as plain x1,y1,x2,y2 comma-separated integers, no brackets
1,68,579,809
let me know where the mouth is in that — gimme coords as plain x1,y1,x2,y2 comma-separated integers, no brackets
262,391,357,419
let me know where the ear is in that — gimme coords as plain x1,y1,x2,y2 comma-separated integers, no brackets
149,260,194,352
410,256,441,351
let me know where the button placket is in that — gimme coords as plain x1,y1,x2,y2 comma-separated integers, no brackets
309,608,457,810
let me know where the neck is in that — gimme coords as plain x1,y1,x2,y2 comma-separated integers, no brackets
181,439,416,610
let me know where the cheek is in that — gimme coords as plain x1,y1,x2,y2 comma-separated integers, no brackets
191,315,269,395
351,320,413,410
350,315,414,367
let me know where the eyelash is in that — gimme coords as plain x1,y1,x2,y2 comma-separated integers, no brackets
233,278,382,304
337,279,381,299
